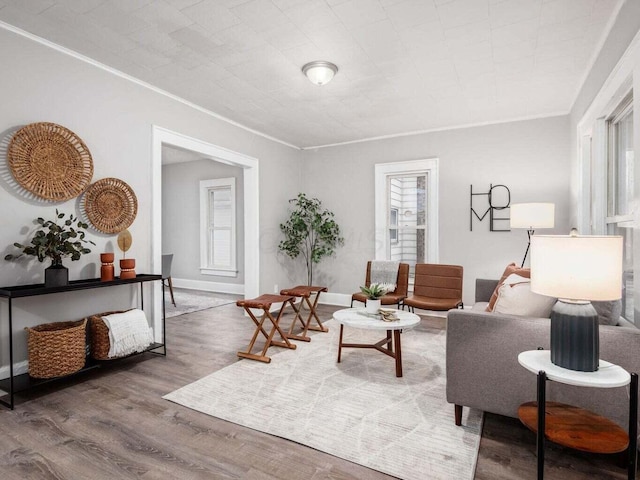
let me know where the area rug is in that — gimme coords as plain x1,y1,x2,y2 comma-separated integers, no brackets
165,289,235,318
164,317,483,479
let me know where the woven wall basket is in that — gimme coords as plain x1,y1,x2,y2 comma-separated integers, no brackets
8,122,94,201
83,177,138,234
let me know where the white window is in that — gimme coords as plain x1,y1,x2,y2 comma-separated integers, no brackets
375,159,439,278
606,95,634,320
200,178,237,277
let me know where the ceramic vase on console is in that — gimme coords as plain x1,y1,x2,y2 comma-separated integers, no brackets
119,258,136,279
100,253,115,282
366,298,381,314
45,258,68,288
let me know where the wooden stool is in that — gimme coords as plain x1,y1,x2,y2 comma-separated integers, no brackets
279,286,328,342
236,294,297,363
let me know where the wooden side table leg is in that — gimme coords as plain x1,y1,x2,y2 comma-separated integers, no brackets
337,324,344,363
629,372,638,480
537,370,546,480
393,330,403,377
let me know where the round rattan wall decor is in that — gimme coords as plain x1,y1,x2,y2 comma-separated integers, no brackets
82,178,138,234
8,122,94,201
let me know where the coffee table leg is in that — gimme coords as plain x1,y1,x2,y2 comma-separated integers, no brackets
337,324,344,363
394,330,402,377
386,330,393,353
629,373,638,480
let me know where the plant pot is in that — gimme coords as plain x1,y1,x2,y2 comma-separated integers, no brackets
100,253,115,282
45,263,68,288
366,299,381,314
119,258,136,279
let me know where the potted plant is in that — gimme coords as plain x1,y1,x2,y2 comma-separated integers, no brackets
279,193,344,286
360,283,393,314
5,210,95,287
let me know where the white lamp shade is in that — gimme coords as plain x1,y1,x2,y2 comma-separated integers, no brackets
510,203,555,229
302,61,337,86
530,235,623,301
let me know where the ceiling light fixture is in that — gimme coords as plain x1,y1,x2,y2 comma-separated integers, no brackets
302,61,338,86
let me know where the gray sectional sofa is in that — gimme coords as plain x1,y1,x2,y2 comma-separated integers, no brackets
446,279,640,432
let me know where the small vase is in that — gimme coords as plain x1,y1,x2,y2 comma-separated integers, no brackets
100,253,115,282
119,258,136,279
45,260,69,288
366,299,381,314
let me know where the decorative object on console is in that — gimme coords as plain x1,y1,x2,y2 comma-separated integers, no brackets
117,229,136,279
510,202,555,267
100,252,115,282
301,61,338,86
4,210,95,287
7,122,93,201
531,232,623,372
82,177,138,234
279,193,344,286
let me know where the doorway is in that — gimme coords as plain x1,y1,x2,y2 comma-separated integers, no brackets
151,126,259,338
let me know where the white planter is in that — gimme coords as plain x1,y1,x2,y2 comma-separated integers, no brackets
366,299,381,314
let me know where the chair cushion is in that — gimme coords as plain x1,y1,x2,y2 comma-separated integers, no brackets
404,295,461,311
352,292,405,305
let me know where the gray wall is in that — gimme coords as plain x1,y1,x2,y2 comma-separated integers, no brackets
0,27,300,369
162,159,244,285
301,116,572,306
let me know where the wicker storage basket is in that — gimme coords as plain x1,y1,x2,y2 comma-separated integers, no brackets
88,310,126,360
26,319,87,379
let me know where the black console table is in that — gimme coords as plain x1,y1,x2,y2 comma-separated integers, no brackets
0,274,166,409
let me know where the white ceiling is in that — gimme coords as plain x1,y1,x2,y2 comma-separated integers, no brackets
0,0,623,149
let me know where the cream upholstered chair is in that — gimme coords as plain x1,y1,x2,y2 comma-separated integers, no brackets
403,263,463,313
350,261,410,309
162,254,176,307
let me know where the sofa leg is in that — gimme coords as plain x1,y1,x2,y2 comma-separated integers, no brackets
455,404,462,426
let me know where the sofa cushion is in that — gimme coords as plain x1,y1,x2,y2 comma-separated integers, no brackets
486,263,531,312
492,274,556,318
592,299,622,326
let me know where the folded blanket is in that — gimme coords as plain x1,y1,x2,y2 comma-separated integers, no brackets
370,260,400,290
102,309,154,358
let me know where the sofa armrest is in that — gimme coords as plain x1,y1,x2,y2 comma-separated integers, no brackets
475,278,498,303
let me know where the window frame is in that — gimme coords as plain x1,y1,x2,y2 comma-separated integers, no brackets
199,177,237,277
374,158,439,266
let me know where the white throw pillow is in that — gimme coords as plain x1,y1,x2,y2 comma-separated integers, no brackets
493,273,556,318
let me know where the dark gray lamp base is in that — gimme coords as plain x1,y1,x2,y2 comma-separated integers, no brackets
550,300,599,372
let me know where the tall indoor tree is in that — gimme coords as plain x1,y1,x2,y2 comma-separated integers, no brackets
279,193,344,286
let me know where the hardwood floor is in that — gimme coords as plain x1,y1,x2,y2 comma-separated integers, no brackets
0,301,635,479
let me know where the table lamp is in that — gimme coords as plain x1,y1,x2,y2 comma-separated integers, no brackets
530,232,622,372
510,203,555,267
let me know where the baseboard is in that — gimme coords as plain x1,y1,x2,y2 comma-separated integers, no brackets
0,360,28,382
172,278,244,295
319,292,354,307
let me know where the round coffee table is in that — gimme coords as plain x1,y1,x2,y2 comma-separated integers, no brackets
333,308,420,377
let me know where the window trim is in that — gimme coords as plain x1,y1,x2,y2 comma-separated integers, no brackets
374,158,439,264
199,177,237,277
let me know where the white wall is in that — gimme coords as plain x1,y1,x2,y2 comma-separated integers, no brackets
569,0,640,322
162,158,244,286
0,27,301,370
301,116,572,306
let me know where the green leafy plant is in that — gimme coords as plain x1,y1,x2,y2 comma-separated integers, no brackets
5,210,95,265
360,283,393,300
279,193,344,286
